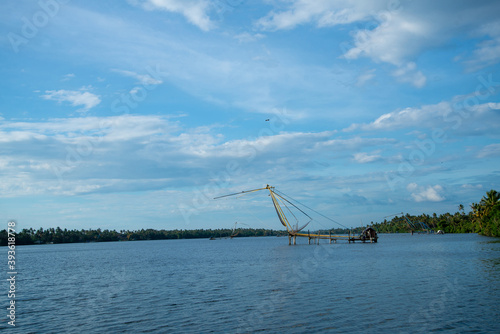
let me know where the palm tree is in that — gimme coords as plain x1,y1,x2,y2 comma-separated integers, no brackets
481,189,499,206
480,190,500,217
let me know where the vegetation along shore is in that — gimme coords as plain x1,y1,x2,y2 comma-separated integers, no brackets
2,190,498,246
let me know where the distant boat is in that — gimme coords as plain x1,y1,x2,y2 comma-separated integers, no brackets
209,236,216,240
436,230,444,234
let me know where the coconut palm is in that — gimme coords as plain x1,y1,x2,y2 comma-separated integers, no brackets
480,190,500,217
481,189,499,207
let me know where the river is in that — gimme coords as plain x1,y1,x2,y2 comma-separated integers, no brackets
2,233,499,333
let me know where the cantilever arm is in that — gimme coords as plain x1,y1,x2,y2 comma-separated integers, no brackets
213,185,270,200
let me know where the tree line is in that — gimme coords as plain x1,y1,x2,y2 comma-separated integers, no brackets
367,189,499,237
0,227,283,246
1,190,498,246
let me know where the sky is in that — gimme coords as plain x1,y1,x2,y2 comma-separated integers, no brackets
1,0,499,232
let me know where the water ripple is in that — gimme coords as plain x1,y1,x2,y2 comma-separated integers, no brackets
4,234,500,333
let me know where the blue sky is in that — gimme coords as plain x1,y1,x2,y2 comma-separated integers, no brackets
1,0,499,231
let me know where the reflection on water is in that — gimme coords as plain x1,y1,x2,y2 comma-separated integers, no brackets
3,234,500,333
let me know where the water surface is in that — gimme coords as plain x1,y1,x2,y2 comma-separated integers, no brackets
2,233,499,333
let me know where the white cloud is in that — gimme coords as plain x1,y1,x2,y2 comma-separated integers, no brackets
0,130,46,143
477,143,500,158
353,152,381,163
255,0,434,67
0,115,180,144
19,4,361,120
391,62,426,88
112,69,164,85
256,1,435,88
234,32,265,43
343,14,433,67
461,184,483,190
0,115,402,197
407,183,445,202
256,0,385,31
257,1,500,87
344,93,500,134
320,136,395,150
41,88,101,112
463,20,500,71
61,73,75,81
132,0,214,31
345,101,451,132
407,182,418,192
356,69,376,87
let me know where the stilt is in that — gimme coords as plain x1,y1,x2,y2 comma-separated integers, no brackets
288,234,291,245
293,235,296,245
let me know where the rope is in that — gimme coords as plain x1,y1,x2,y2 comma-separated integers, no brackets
274,189,349,230
276,196,300,225
273,191,312,221
274,192,312,232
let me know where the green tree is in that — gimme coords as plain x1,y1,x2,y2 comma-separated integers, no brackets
471,190,500,237
481,190,499,216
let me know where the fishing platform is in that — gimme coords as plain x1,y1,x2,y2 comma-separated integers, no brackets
214,185,378,245
284,227,377,245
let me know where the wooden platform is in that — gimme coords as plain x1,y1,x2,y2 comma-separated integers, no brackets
288,230,378,245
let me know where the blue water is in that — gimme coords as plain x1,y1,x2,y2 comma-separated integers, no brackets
2,234,499,333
